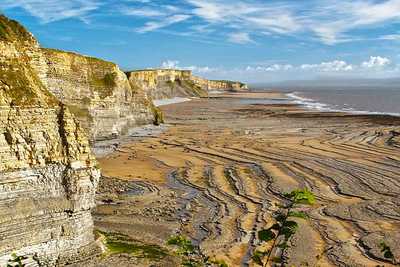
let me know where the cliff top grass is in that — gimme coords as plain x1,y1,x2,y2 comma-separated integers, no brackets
0,15,57,106
0,60,58,106
42,48,118,99
42,48,116,68
0,14,34,43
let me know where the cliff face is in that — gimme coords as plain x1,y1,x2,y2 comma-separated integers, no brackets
126,69,248,100
37,49,155,143
0,15,100,265
126,69,208,100
191,75,248,91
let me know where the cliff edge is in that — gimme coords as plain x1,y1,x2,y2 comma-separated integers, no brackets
0,15,100,265
126,69,248,100
37,48,157,143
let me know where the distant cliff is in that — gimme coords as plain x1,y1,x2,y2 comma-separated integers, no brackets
126,69,208,100
191,76,248,91
126,69,248,100
36,48,156,143
0,14,100,265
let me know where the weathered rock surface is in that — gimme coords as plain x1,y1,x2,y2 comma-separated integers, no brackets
36,48,156,143
191,75,248,92
126,69,208,100
0,15,100,265
126,69,248,100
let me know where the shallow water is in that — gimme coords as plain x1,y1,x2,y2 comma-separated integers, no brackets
285,88,400,116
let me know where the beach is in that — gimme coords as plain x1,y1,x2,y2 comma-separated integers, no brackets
92,91,400,266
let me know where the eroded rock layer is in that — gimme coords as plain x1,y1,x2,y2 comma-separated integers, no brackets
95,93,400,267
38,48,155,143
0,15,100,265
126,69,248,100
191,75,248,92
126,69,208,100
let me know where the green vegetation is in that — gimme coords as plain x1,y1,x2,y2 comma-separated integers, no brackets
103,72,118,88
284,189,316,205
252,188,316,266
177,79,208,97
287,210,308,219
7,253,27,267
90,72,118,99
98,231,168,260
0,14,33,42
66,105,90,119
379,241,394,262
166,80,176,90
0,60,57,106
42,48,118,99
152,106,164,125
167,235,228,267
167,235,195,256
252,250,268,265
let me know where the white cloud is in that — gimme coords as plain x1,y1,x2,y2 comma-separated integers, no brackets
301,60,354,72
306,0,400,44
361,56,391,68
228,32,253,44
159,56,398,82
160,60,219,73
184,0,400,45
0,0,100,23
379,34,400,40
3,0,400,45
121,8,167,17
161,60,180,69
246,64,293,72
136,14,191,33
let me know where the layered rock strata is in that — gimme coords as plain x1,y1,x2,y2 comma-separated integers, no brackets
37,48,156,143
191,75,248,91
126,69,208,100
126,69,248,100
0,15,100,265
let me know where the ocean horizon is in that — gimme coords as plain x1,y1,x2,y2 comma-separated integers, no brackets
253,87,400,117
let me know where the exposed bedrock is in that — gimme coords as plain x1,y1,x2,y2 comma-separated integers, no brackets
0,15,100,265
125,69,248,100
36,48,156,143
126,69,208,100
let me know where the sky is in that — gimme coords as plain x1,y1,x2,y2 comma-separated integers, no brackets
1,0,400,83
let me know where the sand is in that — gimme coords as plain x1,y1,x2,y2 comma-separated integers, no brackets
92,91,400,267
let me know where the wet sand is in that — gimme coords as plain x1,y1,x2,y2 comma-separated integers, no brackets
93,91,400,266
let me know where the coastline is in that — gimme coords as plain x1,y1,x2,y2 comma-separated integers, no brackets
286,90,400,117
92,91,400,266
153,97,193,107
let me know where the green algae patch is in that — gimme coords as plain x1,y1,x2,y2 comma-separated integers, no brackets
98,231,168,260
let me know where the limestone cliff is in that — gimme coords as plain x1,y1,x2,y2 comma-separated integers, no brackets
37,48,156,143
0,15,100,265
191,75,248,91
126,69,208,100
126,69,248,100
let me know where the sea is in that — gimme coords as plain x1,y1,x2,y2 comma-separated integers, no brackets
257,87,400,117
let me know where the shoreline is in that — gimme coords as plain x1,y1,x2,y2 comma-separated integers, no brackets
93,91,400,267
285,90,400,117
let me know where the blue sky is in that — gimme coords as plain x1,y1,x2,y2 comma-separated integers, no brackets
2,0,400,82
